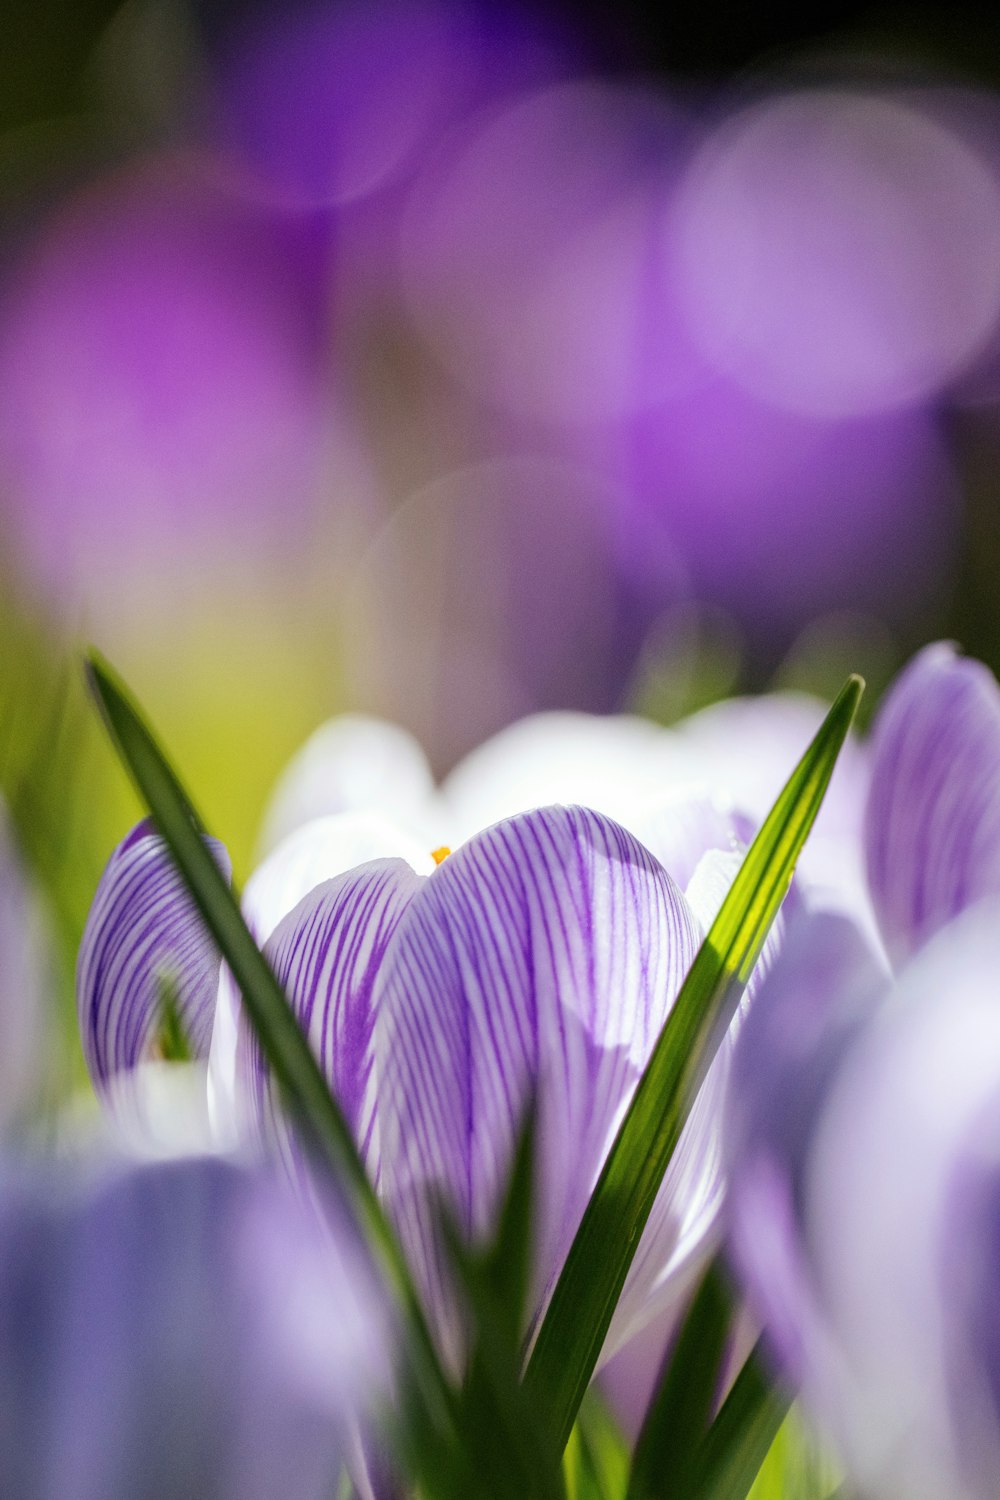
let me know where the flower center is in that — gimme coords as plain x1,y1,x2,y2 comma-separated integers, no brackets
431,846,451,866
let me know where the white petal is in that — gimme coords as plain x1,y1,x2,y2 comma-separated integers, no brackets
257,713,443,855
441,710,696,843
208,812,435,1139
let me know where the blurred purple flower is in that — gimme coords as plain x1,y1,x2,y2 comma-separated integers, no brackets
0,1151,389,1500
726,642,1000,1497
400,78,700,424
341,455,684,770
0,158,331,609
208,0,569,212
728,903,1000,1500
394,73,971,649
622,375,957,644
673,89,1000,419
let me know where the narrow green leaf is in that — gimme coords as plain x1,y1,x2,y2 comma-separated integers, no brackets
626,1259,732,1500
524,675,864,1453
411,1111,563,1500
691,1343,791,1500
84,650,453,1426
482,1097,537,1344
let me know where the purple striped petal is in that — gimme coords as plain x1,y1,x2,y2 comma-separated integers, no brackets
725,910,888,1386
77,821,230,1099
208,812,434,1139
374,804,702,1365
865,642,1000,964
236,858,424,1182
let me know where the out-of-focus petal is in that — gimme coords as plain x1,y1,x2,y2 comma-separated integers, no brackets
238,859,424,1183
208,812,434,1140
257,714,443,856
807,902,1000,1500
0,801,50,1129
631,793,752,893
674,90,1000,418
443,712,753,898
0,1152,390,1500
865,642,1000,964
375,804,702,1365
241,811,436,943
725,910,888,1388
677,691,875,940
101,1061,216,1159
615,849,790,1355
76,821,230,1100
676,693,865,841
441,710,696,844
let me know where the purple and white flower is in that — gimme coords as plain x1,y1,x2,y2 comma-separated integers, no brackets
726,642,1000,1499
77,689,840,1372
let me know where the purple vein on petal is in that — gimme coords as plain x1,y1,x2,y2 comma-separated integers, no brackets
239,857,423,1186
374,804,702,1363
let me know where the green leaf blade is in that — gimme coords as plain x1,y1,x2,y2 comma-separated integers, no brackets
84,649,453,1428
523,675,864,1454
627,1259,732,1500
692,1343,791,1500
85,653,368,1200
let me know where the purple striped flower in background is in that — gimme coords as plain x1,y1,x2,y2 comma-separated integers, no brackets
0,1151,388,1500
724,642,1000,1499
864,642,1000,965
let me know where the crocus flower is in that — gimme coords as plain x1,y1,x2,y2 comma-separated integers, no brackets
0,1150,389,1500
79,741,786,1371
726,642,1000,1498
